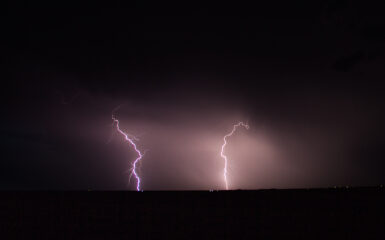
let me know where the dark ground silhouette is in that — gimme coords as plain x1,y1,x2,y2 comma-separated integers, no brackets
0,187,384,239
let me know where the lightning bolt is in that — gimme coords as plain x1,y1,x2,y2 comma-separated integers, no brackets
111,111,144,191
221,122,249,190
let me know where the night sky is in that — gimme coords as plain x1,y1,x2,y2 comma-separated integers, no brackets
3,1,385,190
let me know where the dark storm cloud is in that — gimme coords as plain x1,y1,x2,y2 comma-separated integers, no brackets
2,0,385,189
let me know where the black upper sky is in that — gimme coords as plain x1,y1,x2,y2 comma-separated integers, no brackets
2,0,385,189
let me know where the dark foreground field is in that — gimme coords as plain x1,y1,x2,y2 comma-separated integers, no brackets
0,187,384,239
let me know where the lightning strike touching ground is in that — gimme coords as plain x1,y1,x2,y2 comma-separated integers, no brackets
112,113,144,191
221,122,250,190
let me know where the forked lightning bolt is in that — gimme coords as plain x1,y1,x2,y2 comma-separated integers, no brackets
112,113,144,191
221,122,249,190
